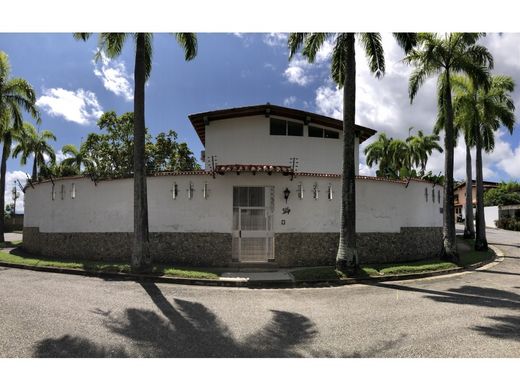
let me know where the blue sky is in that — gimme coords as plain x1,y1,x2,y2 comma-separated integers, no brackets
2,33,520,210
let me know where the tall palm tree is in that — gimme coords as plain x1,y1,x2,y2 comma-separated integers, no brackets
288,33,416,273
0,51,39,242
406,129,443,176
74,33,197,271
12,123,56,181
451,75,515,249
404,33,493,262
61,144,95,174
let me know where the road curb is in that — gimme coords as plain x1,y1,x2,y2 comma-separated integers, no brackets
0,247,500,289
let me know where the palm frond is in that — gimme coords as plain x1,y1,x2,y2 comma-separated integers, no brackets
175,33,198,61
73,33,92,41
288,33,308,60
360,33,385,78
302,33,329,63
392,33,417,54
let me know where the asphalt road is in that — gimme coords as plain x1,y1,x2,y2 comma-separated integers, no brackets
1,228,518,357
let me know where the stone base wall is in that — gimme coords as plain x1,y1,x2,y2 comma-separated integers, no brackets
274,227,443,267
23,227,232,266
24,226,442,268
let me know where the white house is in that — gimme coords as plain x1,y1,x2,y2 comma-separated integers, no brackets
23,104,443,267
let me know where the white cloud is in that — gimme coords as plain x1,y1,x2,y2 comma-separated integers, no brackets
263,33,287,47
233,33,244,38
283,96,297,106
5,171,28,214
264,63,276,71
55,150,67,163
315,84,343,119
284,65,312,86
37,88,103,125
309,33,520,180
93,51,133,101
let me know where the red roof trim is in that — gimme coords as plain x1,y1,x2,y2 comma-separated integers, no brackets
32,170,441,186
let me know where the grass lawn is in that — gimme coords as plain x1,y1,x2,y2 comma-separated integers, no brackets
290,238,495,282
0,248,220,280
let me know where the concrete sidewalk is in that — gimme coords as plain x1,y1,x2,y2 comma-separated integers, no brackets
220,271,294,282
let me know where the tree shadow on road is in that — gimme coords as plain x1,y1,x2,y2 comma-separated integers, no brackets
472,315,520,341
366,283,520,310
34,335,128,357
33,282,321,358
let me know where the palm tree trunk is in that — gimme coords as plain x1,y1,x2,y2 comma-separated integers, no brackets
474,135,487,251
440,71,459,262
131,33,151,270
463,142,475,239
32,156,37,181
0,139,10,243
336,33,357,274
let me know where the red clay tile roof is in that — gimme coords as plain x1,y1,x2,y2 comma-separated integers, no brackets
188,103,377,145
31,170,442,186
215,164,294,174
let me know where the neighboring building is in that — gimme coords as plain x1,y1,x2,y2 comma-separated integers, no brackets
23,104,443,267
454,180,498,222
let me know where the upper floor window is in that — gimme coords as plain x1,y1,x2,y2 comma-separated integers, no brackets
270,118,303,136
308,125,339,139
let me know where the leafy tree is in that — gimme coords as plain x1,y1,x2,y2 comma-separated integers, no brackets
0,51,40,242
288,33,416,274
12,123,56,181
484,187,520,206
74,33,198,271
79,111,199,178
404,33,493,262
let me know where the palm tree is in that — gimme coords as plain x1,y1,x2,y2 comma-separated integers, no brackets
61,144,95,174
365,131,442,179
404,33,493,262
288,33,416,273
12,123,56,181
0,51,39,242
450,75,515,249
406,129,443,176
74,33,197,271
365,133,395,177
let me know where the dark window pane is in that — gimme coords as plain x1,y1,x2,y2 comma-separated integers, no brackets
287,121,303,136
308,126,323,138
324,129,339,139
270,118,286,135
248,187,265,207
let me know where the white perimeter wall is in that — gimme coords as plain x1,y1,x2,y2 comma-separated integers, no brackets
484,206,499,228
205,116,360,175
25,175,442,234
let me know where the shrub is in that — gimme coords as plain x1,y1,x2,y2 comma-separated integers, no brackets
496,217,520,231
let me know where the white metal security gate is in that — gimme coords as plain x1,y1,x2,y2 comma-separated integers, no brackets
232,186,274,262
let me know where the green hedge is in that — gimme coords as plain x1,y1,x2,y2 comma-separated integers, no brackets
496,217,520,231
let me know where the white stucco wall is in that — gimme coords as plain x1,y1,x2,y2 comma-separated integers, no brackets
484,206,499,228
204,116,360,175
24,175,443,234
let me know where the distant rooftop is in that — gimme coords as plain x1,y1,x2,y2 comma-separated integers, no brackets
188,103,377,145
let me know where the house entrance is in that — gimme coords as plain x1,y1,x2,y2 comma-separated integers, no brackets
232,186,274,262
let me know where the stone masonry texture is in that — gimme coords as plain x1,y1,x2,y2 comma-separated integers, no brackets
23,227,232,266
23,227,441,267
274,227,443,267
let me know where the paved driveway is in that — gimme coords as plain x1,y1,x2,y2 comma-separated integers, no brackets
0,228,518,357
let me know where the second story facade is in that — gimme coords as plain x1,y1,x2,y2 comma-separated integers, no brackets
189,104,376,175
